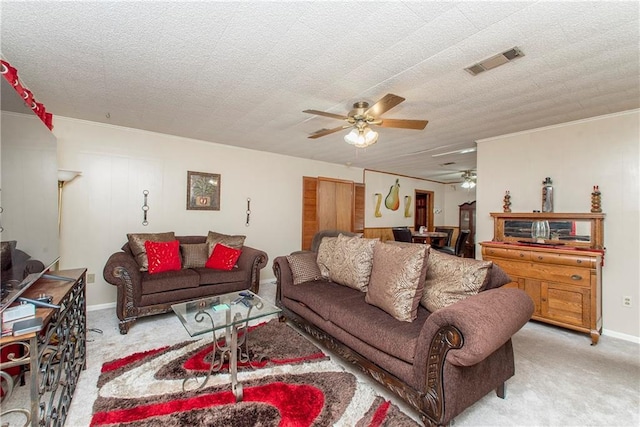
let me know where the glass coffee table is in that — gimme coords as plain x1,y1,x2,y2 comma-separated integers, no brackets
171,290,281,402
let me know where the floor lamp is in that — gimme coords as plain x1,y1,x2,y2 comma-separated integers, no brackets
58,169,81,233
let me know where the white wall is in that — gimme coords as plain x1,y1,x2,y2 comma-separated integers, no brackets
363,170,446,227
54,116,363,307
476,110,640,340
443,184,476,227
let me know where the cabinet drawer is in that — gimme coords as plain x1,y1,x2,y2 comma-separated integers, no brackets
483,246,530,261
531,263,592,287
529,252,596,268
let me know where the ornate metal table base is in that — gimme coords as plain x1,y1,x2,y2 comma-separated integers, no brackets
182,308,264,402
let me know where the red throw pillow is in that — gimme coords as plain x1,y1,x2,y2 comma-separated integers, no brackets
205,243,242,270
144,240,182,274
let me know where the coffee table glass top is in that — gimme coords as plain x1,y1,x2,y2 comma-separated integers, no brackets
171,290,280,337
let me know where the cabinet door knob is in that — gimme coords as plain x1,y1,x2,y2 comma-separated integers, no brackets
576,259,582,264
571,274,582,280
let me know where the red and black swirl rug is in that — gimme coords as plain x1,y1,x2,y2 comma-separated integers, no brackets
91,319,420,426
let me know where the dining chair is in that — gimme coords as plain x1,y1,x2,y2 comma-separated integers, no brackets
392,227,413,243
435,230,470,257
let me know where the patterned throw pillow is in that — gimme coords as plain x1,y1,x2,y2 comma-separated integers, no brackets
316,237,337,278
127,232,176,271
205,243,242,270
144,240,182,274
365,241,429,322
205,231,246,256
421,250,493,312
286,252,323,285
180,243,209,268
329,234,377,292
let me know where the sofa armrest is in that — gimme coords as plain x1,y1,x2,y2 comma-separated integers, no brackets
103,251,141,287
272,255,293,305
236,246,268,293
426,288,534,367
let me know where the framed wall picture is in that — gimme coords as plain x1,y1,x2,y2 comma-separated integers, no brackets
187,171,220,210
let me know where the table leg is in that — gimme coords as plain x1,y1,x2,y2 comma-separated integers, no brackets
229,323,243,402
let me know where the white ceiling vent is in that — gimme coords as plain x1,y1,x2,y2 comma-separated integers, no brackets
465,47,524,76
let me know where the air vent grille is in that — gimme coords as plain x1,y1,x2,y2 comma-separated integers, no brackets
465,47,524,76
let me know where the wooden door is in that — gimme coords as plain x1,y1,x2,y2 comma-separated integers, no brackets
302,177,356,250
302,177,319,250
354,183,365,233
414,190,434,231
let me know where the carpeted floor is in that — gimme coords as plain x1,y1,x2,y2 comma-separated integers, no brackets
3,281,639,426
89,319,419,426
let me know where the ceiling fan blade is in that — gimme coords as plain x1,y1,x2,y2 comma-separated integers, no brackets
365,93,405,117
378,118,428,130
303,109,349,120
308,125,352,139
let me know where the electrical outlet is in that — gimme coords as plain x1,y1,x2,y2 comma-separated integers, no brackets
622,296,632,307
87,273,95,283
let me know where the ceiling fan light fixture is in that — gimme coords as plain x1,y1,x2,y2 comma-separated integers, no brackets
461,170,477,189
344,127,378,148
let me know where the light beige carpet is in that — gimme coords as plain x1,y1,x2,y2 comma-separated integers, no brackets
3,282,639,426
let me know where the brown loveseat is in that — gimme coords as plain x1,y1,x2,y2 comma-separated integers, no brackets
104,235,268,334
273,231,533,426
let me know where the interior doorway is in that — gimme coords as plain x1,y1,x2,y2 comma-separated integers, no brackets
414,190,434,231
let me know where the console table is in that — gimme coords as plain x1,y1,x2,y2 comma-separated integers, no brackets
481,213,604,345
0,268,86,426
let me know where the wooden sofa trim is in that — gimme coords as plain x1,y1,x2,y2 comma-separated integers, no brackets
113,251,267,334
278,304,462,426
274,260,463,426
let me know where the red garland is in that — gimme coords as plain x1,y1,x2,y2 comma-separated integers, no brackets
1,59,53,130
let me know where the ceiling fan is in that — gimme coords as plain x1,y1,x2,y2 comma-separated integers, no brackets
303,93,429,148
461,170,477,189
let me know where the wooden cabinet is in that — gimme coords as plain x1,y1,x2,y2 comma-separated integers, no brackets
301,177,364,250
481,212,605,345
459,201,475,258
0,269,86,426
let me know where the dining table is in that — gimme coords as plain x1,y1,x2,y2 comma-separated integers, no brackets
411,231,449,246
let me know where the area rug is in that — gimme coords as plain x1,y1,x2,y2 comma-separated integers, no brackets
90,319,420,426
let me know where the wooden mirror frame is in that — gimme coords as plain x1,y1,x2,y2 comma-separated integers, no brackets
490,212,605,250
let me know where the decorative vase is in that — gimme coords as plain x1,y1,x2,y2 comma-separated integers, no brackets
531,220,550,243
503,190,511,213
542,177,553,212
591,185,602,213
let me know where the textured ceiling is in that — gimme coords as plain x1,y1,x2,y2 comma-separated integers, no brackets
1,1,638,183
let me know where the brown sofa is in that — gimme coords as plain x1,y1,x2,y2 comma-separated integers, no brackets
104,235,268,334
273,231,533,426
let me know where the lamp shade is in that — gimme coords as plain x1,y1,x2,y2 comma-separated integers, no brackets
344,127,378,148
58,169,81,183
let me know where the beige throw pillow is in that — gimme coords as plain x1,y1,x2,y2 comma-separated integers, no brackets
366,241,429,322
421,250,493,312
329,234,377,292
181,243,209,268
286,252,323,285
127,232,176,271
206,231,246,255
316,237,337,278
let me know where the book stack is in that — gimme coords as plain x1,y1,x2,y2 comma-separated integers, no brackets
1,303,42,337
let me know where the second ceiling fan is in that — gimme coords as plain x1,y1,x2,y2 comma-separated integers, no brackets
303,93,428,148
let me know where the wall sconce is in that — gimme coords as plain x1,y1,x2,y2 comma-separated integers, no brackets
57,169,81,232
142,190,149,226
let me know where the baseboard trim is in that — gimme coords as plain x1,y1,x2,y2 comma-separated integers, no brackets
87,302,116,312
603,328,640,344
